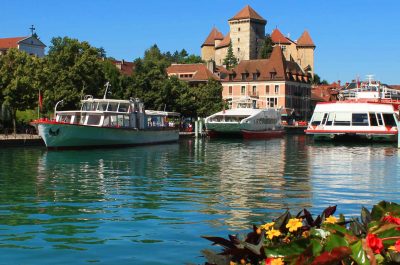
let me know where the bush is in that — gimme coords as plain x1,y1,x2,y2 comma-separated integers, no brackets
202,201,400,265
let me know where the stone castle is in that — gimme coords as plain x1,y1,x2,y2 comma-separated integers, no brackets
201,5,315,75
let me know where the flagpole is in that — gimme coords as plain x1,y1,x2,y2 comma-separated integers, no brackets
38,89,40,119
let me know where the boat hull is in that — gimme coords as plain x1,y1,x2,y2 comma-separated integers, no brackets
305,130,397,142
37,122,179,148
241,129,285,139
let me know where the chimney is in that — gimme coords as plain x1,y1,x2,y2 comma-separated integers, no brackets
122,59,125,64
206,60,215,73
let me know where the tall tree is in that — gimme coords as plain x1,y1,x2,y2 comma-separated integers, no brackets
43,37,106,110
223,43,238,70
191,79,223,117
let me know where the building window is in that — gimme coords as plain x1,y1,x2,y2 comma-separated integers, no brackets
229,74,234,81
275,85,279,94
229,86,232,95
252,73,258,80
266,85,270,94
267,97,278,108
241,86,246,95
238,47,240,52
270,72,276,79
252,86,257,96
241,73,247,81
238,27,241,32
238,38,240,42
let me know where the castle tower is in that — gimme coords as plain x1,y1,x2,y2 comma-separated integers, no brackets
228,5,266,62
201,27,224,62
296,31,315,76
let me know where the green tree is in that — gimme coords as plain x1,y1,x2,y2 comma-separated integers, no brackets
312,73,329,85
258,34,274,59
223,43,238,70
191,79,223,117
43,37,106,111
0,48,43,133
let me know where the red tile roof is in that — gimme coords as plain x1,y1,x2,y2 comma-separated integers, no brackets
297,31,315,47
271,29,292,45
167,63,218,81
222,46,309,82
229,5,266,23
201,27,224,47
0,36,27,49
216,32,231,49
111,60,135,76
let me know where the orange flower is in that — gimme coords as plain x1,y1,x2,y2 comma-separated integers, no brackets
286,218,302,232
389,239,400,252
366,233,384,254
261,222,275,231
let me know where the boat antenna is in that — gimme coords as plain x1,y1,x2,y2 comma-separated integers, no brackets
103,82,111,99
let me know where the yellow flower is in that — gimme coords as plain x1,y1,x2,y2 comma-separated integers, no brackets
271,257,284,265
260,222,275,231
286,218,303,232
324,215,337,224
389,246,396,251
266,228,281,240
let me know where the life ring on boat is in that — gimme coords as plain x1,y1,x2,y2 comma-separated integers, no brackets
329,134,335,140
366,134,372,140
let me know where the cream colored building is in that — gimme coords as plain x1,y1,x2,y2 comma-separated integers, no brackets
201,5,316,76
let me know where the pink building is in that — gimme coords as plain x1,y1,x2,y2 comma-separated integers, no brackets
221,46,312,119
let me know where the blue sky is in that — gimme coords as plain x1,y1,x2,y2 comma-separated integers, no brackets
2,0,400,84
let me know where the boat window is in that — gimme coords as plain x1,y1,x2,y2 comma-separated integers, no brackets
369,113,378,126
73,114,81,124
352,113,369,126
383,113,396,126
98,102,108,111
334,112,351,126
377,113,383,126
59,115,72,123
86,115,101,125
103,115,111,126
326,113,335,126
310,112,323,126
118,103,130,113
321,113,328,125
107,103,118,112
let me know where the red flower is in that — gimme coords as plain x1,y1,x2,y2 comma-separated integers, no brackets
366,233,384,254
395,240,400,252
382,215,400,225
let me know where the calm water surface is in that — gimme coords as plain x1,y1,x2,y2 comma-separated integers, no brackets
0,135,399,264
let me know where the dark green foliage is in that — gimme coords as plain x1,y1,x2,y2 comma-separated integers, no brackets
223,43,238,70
258,34,274,59
312,74,329,85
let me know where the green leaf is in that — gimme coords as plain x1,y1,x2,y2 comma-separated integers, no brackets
310,239,323,256
273,210,291,233
350,240,370,265
325,233,348,252
371,201,400,221
265,238,309,257
361,206,372,226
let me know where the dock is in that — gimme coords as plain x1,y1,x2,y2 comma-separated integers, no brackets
0,134,44,147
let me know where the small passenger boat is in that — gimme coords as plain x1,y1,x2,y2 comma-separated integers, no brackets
31,84,180,149
204,98,284,139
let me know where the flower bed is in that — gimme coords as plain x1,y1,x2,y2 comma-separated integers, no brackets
201,201,400,265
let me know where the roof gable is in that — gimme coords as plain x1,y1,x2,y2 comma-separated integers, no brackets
271,29,292,45
167,63,218,81
18,36,47,47
297,31,315,47
216,32,231,49
0,36,27,49
201,27,224,47
229,5,266,23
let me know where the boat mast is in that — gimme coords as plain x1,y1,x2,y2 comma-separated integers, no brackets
103,82,111,99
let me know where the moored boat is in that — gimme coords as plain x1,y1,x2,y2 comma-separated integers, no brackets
204,98,284,139
31,86,180,149
305,102,398,141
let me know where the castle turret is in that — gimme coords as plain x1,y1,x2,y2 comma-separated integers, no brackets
296,30,315,76
228,5,266,62
201,27,224,62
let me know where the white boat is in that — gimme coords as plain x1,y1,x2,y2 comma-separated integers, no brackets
305,102,399,141
32,85,180,149
204,99,284,139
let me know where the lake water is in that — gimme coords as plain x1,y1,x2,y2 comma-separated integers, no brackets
0,135,399,264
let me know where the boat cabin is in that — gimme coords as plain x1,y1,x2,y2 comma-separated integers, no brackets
55,97,179,130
